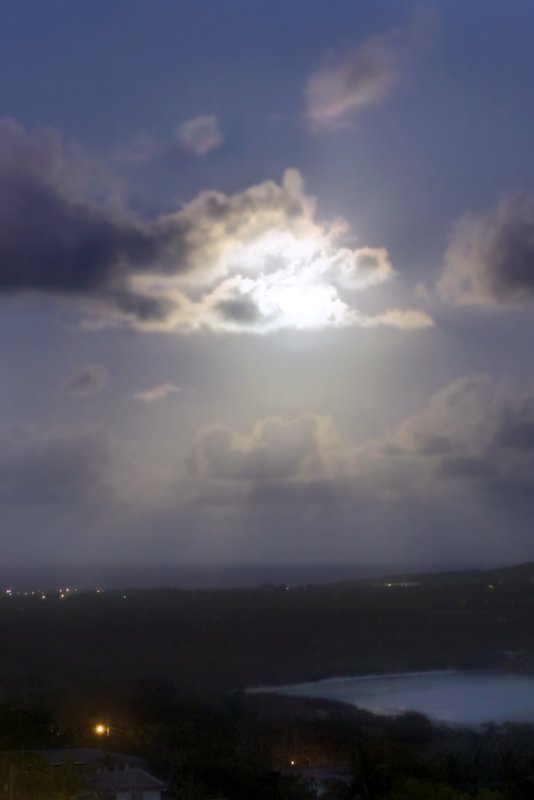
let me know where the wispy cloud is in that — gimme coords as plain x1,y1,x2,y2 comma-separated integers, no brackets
133,383,183,403
306,9,435,129
175,115,223,156
63,364,108,397
116,115,223,164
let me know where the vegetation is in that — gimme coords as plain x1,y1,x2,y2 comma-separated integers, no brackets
2,563,534,700
2,565,534,797
2,684,534,798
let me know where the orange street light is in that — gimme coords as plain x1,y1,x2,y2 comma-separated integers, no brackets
94,723,109,736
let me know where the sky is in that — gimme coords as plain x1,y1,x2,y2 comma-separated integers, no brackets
2,0,534,568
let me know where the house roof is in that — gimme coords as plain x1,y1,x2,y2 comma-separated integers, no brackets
87,767,166,792
31,748,145,768
283,765,352,784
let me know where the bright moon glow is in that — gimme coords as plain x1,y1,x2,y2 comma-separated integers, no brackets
136,205,427,332
130,171,430,333
221,231,358,330
274,282,346,327
277,285,308,315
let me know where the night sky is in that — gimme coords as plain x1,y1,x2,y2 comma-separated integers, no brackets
2,1,534,567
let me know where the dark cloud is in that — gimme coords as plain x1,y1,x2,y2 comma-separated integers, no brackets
494,410,534,450
437,456,495,479
383,376,534,502
214,295,263,324
440,194,534,308
0,121,178,322
63,364,108,397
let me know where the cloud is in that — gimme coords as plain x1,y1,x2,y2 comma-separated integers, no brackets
5,380,534,562
157,169,430,333
0,119,176,323
116,115,223,164
187,377,534,519
63,364,108,397
188,414,342,482
306,10,434,128
362,308,434,330
0,119,430,334
175,115,223,156
439,194,534,309
133,382,183,402
381,376,534,494
179,381,534,561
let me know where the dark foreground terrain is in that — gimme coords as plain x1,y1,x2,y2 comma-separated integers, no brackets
2,564,534,798
2,562,534,698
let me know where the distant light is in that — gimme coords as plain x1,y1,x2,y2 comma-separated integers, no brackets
290,760,296,766
94,723,108,735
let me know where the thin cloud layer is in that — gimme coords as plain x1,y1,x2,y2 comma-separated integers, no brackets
3,378,534,561
0,120,432,334
440,194,534,309
306,10,433,128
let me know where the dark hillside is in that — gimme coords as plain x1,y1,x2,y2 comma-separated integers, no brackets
1,563,534,698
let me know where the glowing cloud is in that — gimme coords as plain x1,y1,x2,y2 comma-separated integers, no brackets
134,169,432,333
0,119,431,335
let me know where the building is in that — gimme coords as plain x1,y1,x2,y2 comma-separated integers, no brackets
29,749,166,800
83,767,167,800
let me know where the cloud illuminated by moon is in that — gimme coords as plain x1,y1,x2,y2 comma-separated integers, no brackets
129,169,433,333
0,119,431,335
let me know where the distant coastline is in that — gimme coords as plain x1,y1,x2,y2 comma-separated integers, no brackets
0,560,502,591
